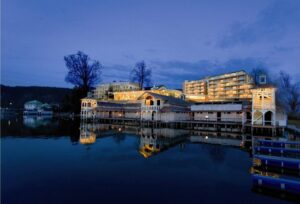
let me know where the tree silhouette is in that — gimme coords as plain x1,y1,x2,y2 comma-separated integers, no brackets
278,71,300,115
64,51,102,93
130,61,151,89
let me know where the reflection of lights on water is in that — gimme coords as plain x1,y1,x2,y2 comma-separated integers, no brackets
205,136,208,139
8,120,11,126
118,128,122,131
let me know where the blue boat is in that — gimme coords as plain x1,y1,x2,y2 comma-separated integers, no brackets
252,174,300,195
257,139,300,148
254,146,300,155
253,155,300,170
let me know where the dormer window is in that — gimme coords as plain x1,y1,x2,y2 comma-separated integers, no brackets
258,75,267,84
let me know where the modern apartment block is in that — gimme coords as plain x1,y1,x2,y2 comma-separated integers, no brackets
183,70,254,102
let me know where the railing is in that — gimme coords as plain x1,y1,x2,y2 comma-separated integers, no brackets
193,117,243,123
141,106,160,111
253,104,275,110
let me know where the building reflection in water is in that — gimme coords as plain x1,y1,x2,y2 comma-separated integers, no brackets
139,128,189,158
79,122,300,201
79,122,249,157
23,115,52,128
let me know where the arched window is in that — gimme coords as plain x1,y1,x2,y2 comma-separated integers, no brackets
264,111,273,125
145,96,154,106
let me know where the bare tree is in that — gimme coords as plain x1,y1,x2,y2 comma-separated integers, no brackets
64,51,102,93
130,61,151,89
278,71,300,114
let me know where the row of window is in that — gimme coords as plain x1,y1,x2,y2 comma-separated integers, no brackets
145,99,160,106
82,102,91,107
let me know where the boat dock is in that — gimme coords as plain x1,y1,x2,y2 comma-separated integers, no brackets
251,137,300,197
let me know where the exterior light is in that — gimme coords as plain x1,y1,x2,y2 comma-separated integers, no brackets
205,136,208,139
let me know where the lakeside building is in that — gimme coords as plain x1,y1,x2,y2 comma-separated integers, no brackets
139,92,190,122
183,70,254,102
251,86,287,127
190,101,251,124
23,100,53,116
81,92,190,122
80,71,287,135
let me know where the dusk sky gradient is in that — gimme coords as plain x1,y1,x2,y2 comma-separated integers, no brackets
2,0,300,88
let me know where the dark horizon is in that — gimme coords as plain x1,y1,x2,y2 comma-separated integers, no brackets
2,0,300,89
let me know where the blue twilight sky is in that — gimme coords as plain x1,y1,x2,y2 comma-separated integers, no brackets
2,0,300,89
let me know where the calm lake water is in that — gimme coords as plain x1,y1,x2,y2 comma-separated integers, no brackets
1,116,298,204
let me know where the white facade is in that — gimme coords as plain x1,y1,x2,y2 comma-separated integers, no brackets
252,87,276,126
81,98,98,119
191,103,247,123
139,93,190,122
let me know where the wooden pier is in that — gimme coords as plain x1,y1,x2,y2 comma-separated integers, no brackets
80,117,284,136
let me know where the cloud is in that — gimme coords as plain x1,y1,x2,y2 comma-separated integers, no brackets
219,0,300,48
150,57,269,89
96,57,271,89
101,64,132,83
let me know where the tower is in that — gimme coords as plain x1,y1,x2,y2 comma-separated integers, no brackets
252,86,276,126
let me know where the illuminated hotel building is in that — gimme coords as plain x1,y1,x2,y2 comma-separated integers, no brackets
183,70,254,102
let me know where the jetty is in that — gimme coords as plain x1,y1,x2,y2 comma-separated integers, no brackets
251,136,300,196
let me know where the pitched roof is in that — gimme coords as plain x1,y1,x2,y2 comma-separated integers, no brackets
151,85,167,90
25,100,43,105
252,84,276,89
138,92,190,107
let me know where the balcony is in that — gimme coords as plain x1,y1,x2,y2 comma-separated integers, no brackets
142,106,161,111
253,104,275,110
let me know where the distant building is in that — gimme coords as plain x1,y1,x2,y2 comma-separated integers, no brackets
92,81,141,100
183,70,254,102
23,100,53,116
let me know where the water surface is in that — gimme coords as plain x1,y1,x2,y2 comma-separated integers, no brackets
1,117,296,204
